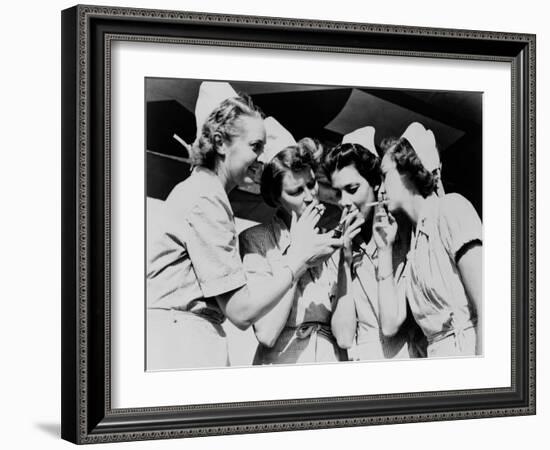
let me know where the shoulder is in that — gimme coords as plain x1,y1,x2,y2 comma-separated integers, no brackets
437,193,480,223
439,193,474,212
166,170,229,211
436,193,482,254
239,222,273,247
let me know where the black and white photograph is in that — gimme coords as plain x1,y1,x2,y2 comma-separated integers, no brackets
145,78,483,371
56,2,537,445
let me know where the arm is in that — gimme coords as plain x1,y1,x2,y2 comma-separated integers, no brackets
456,243,483,354
250,277,298,347
237,223,299,345
216,261,300,331
373,208,407,336
330,210,363,349
220,204,342,330
376,247,407,336
331,253,357,349
440,194,483,354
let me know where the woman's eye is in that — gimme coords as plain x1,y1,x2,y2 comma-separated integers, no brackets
288,188,303,196
251,142,264,154
306,180,318,190
345,186,358,194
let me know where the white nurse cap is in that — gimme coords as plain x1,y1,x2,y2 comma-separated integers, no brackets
194,81,238,137
400,122,440,172
259,116,297,163
401,122,444,195
341,126,378,157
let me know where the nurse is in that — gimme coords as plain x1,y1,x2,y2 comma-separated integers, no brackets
146,82,340,369
374,122,482,357
239,119,347,364
322,127,414,360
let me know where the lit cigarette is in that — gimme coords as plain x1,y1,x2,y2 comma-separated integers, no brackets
365,200,388,208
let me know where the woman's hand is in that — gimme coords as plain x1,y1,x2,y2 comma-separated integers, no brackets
339,207,364,265
372,203,397,250
287,203,341,273
288,202,324,245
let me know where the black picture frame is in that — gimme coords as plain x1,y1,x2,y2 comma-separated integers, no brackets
61,4,536,444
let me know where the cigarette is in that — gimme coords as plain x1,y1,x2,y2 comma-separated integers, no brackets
337,205,353,225
365,200,388,208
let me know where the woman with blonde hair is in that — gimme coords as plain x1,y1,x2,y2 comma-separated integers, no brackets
147,83,340,369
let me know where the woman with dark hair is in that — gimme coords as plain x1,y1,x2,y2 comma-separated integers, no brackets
240,133,348,365
374,122,482,357
147,83,339,369
322,127,414,361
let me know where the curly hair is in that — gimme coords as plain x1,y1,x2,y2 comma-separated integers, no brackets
381,137,438,198
321,142,381,189
192,94,264,170
260,137,322,208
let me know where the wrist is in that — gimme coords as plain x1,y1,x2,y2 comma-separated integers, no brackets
342,247,353,265
283,255,307,281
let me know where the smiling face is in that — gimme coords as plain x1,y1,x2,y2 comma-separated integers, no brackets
220,115,266,188
330,163,377,220
278,168,319,218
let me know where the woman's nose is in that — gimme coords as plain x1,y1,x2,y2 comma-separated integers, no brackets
378,183,387,200
339,192,352,208
304,188,314,203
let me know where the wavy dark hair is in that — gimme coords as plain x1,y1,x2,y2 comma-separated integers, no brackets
381,137,438,198
192,94,264,170
321,142,381,189
260,137,321,208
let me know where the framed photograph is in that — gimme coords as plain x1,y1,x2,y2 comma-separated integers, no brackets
61,4,536,444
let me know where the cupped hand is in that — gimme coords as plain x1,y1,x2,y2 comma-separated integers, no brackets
339,207,364,264
287,204,341,270
372,204,397,250
289,203,324,244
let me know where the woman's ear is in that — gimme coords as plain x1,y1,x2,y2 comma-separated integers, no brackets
213,132,226,156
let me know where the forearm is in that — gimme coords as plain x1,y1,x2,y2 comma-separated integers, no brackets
252,283,296,347
219,257,306,329
331,258,356,349
377,248,406,336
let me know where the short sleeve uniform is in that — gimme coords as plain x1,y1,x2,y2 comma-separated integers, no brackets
147,167,247,318
239,213,344,364
146,167,247,370
348,239,411,361
406,193,482,352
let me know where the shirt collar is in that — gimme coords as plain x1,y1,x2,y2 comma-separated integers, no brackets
414,194,439,239
352,235,378,262
192,166,232,214
362,237,378,259
193,166,226,194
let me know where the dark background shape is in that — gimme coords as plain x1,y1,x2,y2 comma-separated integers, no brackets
146,78,482,225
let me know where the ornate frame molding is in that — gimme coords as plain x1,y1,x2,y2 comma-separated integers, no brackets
61,5,536,444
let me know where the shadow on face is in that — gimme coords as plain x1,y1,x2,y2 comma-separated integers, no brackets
278,168,319,218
